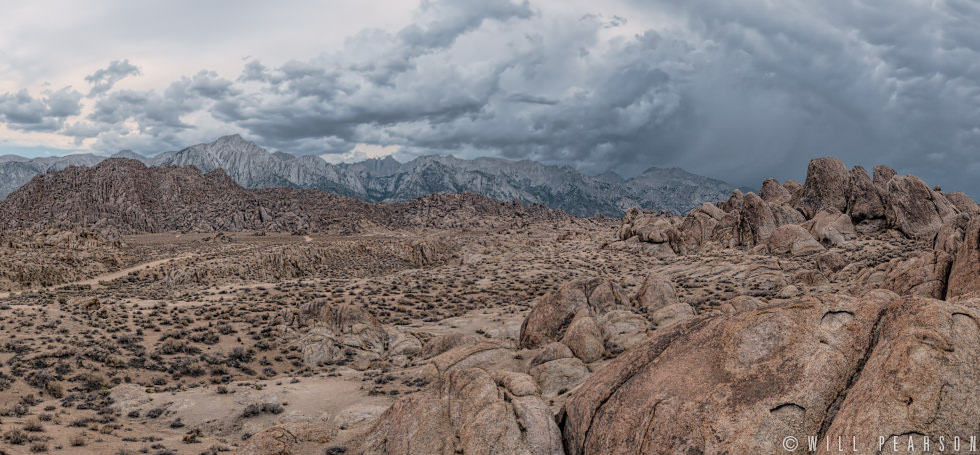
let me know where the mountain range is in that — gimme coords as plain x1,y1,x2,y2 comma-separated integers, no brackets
0,158,568,234
0,135,741,217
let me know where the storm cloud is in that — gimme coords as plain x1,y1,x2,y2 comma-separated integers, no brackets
2,0,980,195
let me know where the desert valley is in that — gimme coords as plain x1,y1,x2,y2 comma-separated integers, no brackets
0,154,976,454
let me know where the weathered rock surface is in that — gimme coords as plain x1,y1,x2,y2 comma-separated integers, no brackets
798,157,850,218
947,216,980,301
767,224,824,256
737,192,778,246
934,213,972,256
759,178,792,204
420,340,522,380
945,191,980,215
846,165,885,222
560,292,894,455
873,164,897,191
853,251,953,300
631,273,679,314
530,357,591,397
277,301,389,367
884,175,956,239
803,209,856,246
237,422,336,455
560,313,605,363
519,279,629,350
354,368,563,455
419,333,480,360
814,296,980,453
596,310,651,353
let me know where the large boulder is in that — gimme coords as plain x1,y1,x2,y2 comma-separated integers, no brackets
852,250,953,300
678,202,726,250
560,312,605,363
419,333,480,360
737,193,777,246
946,191,980,214
631,273,678,314
530,357,591,397
649,302,696,329
237,422,335,455
766,224,824,256
783,180,804,206
559,292,895,455
947,216,980,301
631,273,694,329
354,369,563,455
846,165,885,222
884,175,958,239
519,279,628,349
769,203,806,227
759,178,791,204
278,301,389,367
934,213,972,256
872,164,897,191
802,208,856,246
596,310,650,354
618,211,684,255
814,296,980,452
798,157,850,218
560,291,980,454
421,340,522,380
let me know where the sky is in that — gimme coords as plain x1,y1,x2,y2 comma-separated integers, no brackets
2,0,980,194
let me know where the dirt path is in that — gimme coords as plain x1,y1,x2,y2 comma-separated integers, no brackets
0,254,192,300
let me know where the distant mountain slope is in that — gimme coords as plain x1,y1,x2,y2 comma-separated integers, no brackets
0,135,738,217
0,159,567,234
0,154,106,200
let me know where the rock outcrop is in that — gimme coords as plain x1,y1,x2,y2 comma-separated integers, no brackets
947,216,980,301
353,368,563,455
884,175,957,239
558,291,980,455
519,279,628,350
237,422,336,455
767,224,824,256
798,157,850,218
620,157,975,255
519,278,654,363
277,301,390,368
0,158,568,234
846,165,886,222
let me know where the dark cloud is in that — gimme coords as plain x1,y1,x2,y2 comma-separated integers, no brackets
172,70,239,100
84,59,141,96
0,87,82,132
397,0,533,51
6,0,980,198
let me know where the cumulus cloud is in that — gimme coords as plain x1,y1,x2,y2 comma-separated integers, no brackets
84,59,141,96
0,87,82,132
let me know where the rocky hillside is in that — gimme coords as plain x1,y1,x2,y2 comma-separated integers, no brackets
0,135,738,216
247,157,980,455
0,158,568,234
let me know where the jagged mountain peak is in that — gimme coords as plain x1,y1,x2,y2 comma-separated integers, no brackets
0,135,740,216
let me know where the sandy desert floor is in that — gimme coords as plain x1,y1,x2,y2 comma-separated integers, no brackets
0,218,926,454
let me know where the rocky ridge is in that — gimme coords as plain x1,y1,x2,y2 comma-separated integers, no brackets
0,134,739,217
279,157,980,455
0,158,568,235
